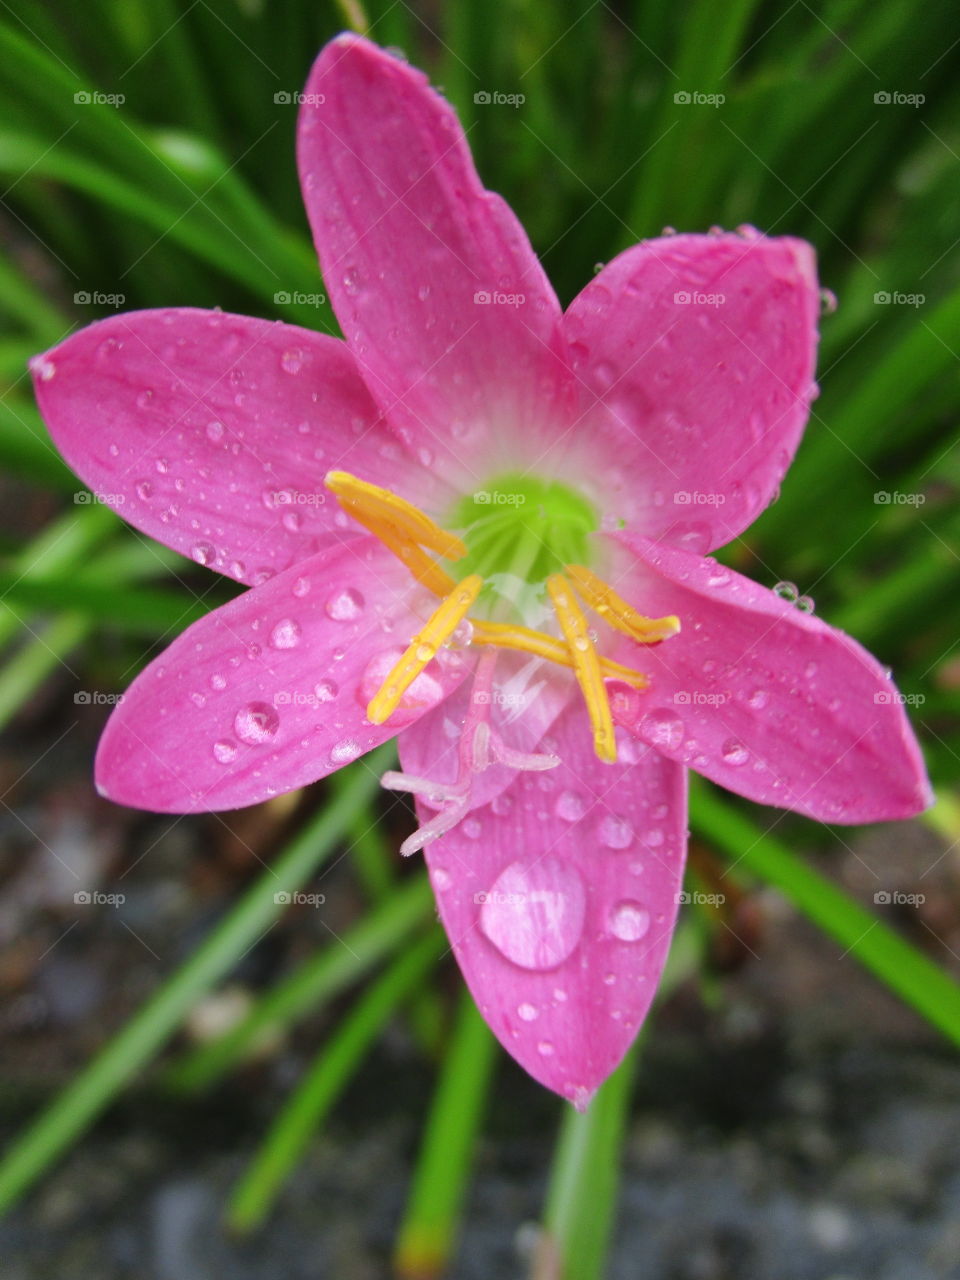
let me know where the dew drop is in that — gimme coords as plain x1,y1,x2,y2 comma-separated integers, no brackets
796,594,815,613
31,355,56,381
280,348,303,374
270,618,302,649
819,288,838,316
213,739,238,764
325,587,365,621
747,689,769,710
191,542,215,567
555,790,586,823
135,480,154,501
721,738,749,766
205,420,224,443
432,867,451,891
517,1002,539,1022
210,673,227,691
639,708,684,753
462,817,482,839
234,701,279,745
774,580,799,603
330,739,361,765
292,576,311,598
478,858,586,971
608,900,651,942
537,1040,555,1056
313,678,338,702
598,814,634,850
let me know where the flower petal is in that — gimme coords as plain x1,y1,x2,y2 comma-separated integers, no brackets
95,536,468,812
563,232,820,552
31,308,443,582
607,533,932,823
297,36,573,482
420,704,688,1103
397,649,574,817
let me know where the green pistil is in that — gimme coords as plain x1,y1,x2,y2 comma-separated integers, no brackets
447,473,597,619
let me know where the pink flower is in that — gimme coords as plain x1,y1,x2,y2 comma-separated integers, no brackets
31,35,930,1105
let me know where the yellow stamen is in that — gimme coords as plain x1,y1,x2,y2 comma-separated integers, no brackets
546,573,617,763
470,620,649,690
326,470,467,561
565,563,680,644
367,574,484,724
344,508,456,597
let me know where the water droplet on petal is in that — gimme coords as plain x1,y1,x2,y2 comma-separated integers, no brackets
205,420,224,442
796,594,815,613
608,900,651,942
234,702,279,745
210,673,227,691
325,587,365,621
774,580,799,603
462,817,482,839
292,576,310,598
721,738,749,766
191,542,215,566
432,867,451,891
280,348,303,374
213,739,237,763
135,480,153,501
537,1040,555,1056
31,355,56,381
517,1002,539,1022
747,689,769,710
598,814,634,849
314,678,338,702
270,618,301,649
639,708,684,753
479,857,586,971
555,790,586,822
330,739,361,765
820,288,838,315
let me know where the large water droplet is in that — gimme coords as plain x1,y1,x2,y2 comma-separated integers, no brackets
639,708,684,753
479,857,586,971
608,900,651,942
555,790,586,823
280,348,304,374
325,587,365,621
191,542,215,567
598,814,634,850
330,740,361,765
774,580,799,603
270,618,302,649
234,701,279,745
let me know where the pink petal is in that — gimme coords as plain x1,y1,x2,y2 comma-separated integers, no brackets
31,309,444,583
297,36,574,481
421,703,688,1103
397,649,575,816
95,537,468,812
607,533,932,823
563,232,820,553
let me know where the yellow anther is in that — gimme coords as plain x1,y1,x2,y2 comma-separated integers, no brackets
367,574,484,725
546,573,617,764
565,563,680,644
470,620,649,690
345,509,457,597
326,470,467,561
